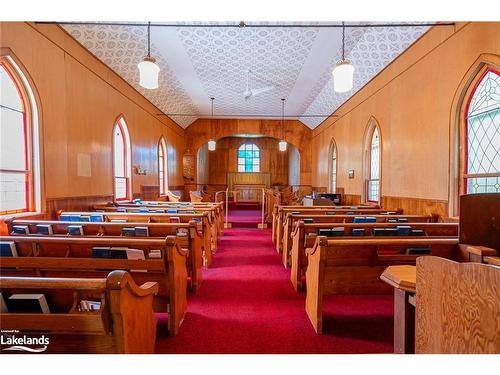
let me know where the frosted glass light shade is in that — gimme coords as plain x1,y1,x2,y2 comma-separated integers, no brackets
278,140,287,152
208,139,217,151
138,57,160,89
332,60,355,93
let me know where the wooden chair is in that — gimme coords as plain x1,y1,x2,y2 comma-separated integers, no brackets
0,271,158,353
415,256,500,353
0,235,188,336
290,221,459,291
305,236,459,334
190,191,203,203
6,219,204,293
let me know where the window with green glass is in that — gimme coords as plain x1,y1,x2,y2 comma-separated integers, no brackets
237,143,260,172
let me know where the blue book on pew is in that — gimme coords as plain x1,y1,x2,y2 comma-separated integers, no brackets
167,209,178,213
365,217,377,223
353,217,366,223
319,227,344,237
121,227,136,237
36,224,53,235
67,225,84,236
116,208,127,212
79,215,91,222
92,247,112,258
351,228,365,236
183,211,195,214
303,218,313,224
396,225,412,236
0,242,18,257
387,219,398,223
90,214,104,222
346,211,354,215
12,225,30,235
398,218,408,223
110,247,128,259
138,208,149,213
60,214,79,222
134,227,149,237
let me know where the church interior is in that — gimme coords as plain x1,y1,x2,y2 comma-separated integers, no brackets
0,3,499,365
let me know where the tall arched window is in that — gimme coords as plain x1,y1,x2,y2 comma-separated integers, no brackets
364,121,381,202
329,139,338,193
158,137,168,195
0,58,40,215
112,117,131,201
463,69,500,194
237,143,260,172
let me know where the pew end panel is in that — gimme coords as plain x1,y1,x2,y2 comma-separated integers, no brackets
415,256,500,354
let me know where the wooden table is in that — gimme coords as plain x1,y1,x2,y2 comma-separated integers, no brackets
380,265,416,354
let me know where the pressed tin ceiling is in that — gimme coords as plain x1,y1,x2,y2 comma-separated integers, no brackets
62,22,431,129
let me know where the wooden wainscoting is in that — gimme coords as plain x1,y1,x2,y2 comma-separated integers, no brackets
381,196,448,220
343,194,362,206
46,195,114,218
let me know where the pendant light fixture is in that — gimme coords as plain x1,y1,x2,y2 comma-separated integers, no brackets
207,97,216,151
138,22,160,89
332,22,355,93
278,98,287,152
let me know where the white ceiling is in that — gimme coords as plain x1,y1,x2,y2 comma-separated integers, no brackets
63,22,430,129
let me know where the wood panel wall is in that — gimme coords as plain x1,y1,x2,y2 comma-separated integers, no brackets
205,137,289,186
311,22,500,217
0,22,185,215
184,118,312,186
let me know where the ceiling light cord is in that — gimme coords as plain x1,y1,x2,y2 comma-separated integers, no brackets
281,98,285,139
341,21,345,61
147,21,151,57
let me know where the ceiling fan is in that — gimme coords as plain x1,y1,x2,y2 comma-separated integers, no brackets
242,69,274,100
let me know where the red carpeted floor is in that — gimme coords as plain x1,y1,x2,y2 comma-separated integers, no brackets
156,224,394,354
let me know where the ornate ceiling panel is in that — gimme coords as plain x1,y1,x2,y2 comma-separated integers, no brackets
63,22,430,129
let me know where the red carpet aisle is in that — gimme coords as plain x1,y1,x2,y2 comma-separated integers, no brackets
156,228,394,354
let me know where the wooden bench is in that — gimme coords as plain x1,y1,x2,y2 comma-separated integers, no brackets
0,271,158,353
290,221,459,291
0,235,188,336
58,210,216,266
273,205,391,250
6,219,204,293
305,236,459,334
382,256,500,353
281,213,432,265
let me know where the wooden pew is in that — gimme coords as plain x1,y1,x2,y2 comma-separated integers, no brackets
58,210,216,266
95,203,225,247
0,235,188,336
6,219,204,293
290,221,459,291
382,256,500,353
281,213,432,265
272,204,382,244
275,207,401,253
305,236,459,334
0,271,158,353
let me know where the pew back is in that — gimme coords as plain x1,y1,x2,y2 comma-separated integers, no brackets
0,271,158,353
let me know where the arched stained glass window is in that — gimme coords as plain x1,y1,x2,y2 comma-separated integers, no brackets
158,137,168,195
0,61,39,214
237,143,260,172
113,118,131,201
330,140,337,192
464,69,500,194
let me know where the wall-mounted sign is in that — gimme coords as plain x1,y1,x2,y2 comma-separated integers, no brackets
348,170,355,179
